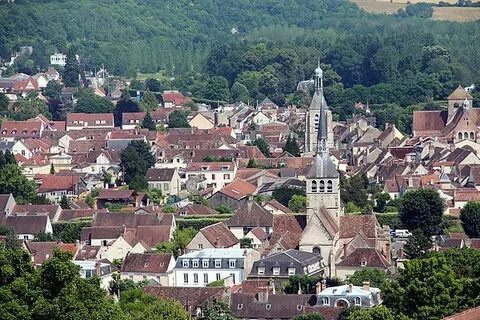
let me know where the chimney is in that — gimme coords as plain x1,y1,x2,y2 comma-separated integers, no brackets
95,261,101,276
269,279,276,295
362,281,370,292
343,243,348,258
384,243,391,264
315,282,322,295
348,283,353,293
257,286,269,302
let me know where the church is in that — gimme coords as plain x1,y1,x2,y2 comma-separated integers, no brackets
300,66,391,278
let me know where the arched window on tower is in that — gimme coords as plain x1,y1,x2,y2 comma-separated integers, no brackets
312,180,318,193
458,132,463,140
470,132,475,140
313,247,321,255
319,180,325,193
465,132,469,140
327,180,333,193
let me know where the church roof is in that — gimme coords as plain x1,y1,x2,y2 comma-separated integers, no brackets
448,86,473,100
316,206,339,239
306,153,339,178
309,89,328,111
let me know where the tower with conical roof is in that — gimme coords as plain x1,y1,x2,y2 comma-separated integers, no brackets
304,65,334,155
299,66,342,271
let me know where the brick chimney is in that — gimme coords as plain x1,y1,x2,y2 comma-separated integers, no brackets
256,286,269,303
343,243,348,258
315,282,322,295
95,261,101,276
362,281,370,292
384,243,391,264
348,283,353,293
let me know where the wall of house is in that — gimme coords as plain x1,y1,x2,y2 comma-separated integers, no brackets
103,237,134,261
189,115,214,130
174,268,244,287
121,272,171,286
12,141,32,158
186,232,213,252
186,169,235,193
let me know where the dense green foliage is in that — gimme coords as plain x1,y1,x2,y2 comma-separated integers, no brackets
272,186,306,207
294,314,325,320
52,220,91,243
404,229,433,259
168,110,190,128
283,135,300,157
63,47,80,87
288,194,306,213
141,111,156,131
399,188,444,236
347,268,388,290
200,300,234,320
120,140,155,184
156,227,197,257
75,89,114,113
460,201,480,238
247,138,271,157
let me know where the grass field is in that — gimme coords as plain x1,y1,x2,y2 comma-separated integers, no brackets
433,6,480,21
351,0,480,21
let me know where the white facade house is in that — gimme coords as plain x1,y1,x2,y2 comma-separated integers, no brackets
50,53,67,66
73,260,113,290
185,162,237,192
174,248,258,287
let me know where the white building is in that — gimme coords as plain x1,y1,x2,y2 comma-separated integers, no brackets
50,53,67,67
173,248,258,287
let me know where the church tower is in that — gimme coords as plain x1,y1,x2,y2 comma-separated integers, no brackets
305,66,341,221
304,65,334,155
300,66,341,274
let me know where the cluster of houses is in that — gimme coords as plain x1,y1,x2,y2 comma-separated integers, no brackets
2,62,480,319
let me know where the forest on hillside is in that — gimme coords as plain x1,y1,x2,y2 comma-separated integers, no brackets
2,0,480,132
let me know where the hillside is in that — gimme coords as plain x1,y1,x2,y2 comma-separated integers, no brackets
0,0,350,75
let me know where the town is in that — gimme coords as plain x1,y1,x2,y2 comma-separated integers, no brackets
2,0,480,318
1,49,480,320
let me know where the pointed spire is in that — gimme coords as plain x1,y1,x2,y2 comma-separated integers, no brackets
316,63,328,155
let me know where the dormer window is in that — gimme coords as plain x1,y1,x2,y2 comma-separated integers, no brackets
182,259,189,268
22,130,27,135
321,297,330,306
192,259,199,268
237,304,243,310
297,305,303,311
266,304,271,310
354,297,361,306
11,130,16,134
1,130,6,134
258,267,265,275
201,166,208,171
272,267,280,275
361,260,367,267
229,259,236,268
222,166,229,170
288,267,296,275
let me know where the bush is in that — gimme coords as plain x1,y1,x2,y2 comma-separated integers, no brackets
176,218,226,231
52,220,91,243
375,213,402,228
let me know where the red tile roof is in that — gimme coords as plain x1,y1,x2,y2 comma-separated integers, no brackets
455,188,480,202
66,113,114,128
162,91,191,105
443,306,480,320
448,85,473,100
339,215,378,239
0,120,42,138
337,247,391,268
266,199,293,214
225,200,273,228
199,222,239,248
96,189,135,200
218,178,257,201
25,241,78,265
412,110,447,136
36,175,81,193
121,253,172,273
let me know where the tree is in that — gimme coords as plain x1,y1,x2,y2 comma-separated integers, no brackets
168,110,190,128
145,78,162,92
75,89,114,113
148,188,163,205
120,141,155,184
374,193,391,213
460,201,480,238
59,195,71,209
404,229,433,259
343,306,395,320
230,82,250,103
272,186,305,206
247,138,271,157
140,89,158,111
247,158,258,168
341,174,369,209
283,135,300,157
49,163,55,174
203,76,229,102
399,189,444,236
12,93,51,121
142,111,157,130
288,194,306,213
347,268,388,289
283,275,321,294
382,255,463,320
0,160,38,204
129,175,148,192
201,300,234,320
119,288,189,320
240,237,253,248
294,314,325,320
114,93,140,127
44,80,63,99
0,93,9,115
62,47,80,87
156,228,197,257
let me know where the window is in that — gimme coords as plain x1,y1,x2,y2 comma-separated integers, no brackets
21,150,25,156
327,180,333,193
212,174,216,180
354,297,361,306
223,174,230,180
230,273,236,283
321,297,330,306
266,304,271,310
163,183,169,191
116,247,123,254
361,260,367,267
229,260,236,268
203,273,208,283
273,267,280,275
102,240,108,246
202,260,209,268
215,260,222,268
156,276,161,283
143,275,147,281
297,305,303,311
288,268,296,276
193,273,198,284
258,267,265,275
312,180,317,192
216,273,221,281
319,180,325,192
313,247,321,254
237,304,243,310
192,260,199,268
183,260,189,268
198,244,203,250
183,273,188,284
